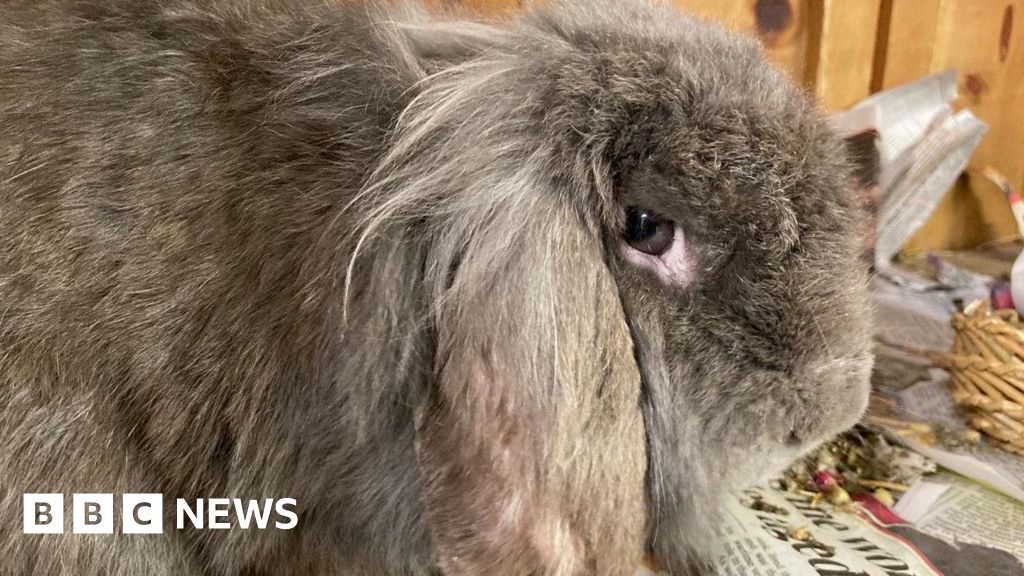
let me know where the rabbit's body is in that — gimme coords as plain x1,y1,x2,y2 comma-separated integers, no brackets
0,2,441,574
0,1,873,575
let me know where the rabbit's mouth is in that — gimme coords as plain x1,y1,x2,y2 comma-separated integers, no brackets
713,353,874,490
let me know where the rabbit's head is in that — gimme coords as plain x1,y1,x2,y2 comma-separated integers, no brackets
349,1,873,572
594,12,875,567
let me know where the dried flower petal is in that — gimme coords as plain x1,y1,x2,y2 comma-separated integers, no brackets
826,486,851,506
813,470,839,491
788,526,812,541
873,488,895,508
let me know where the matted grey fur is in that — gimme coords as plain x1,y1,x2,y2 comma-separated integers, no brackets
0,0,873,574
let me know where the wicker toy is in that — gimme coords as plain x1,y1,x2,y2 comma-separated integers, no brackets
932,300,1024,455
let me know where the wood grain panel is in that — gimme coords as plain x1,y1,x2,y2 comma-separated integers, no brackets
811,0,883,110
673,0,812,83
887,0,1024,251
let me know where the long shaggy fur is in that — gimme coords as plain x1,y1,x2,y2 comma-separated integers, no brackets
0,0,873,574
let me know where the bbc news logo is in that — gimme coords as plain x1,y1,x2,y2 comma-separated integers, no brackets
23,494,298,534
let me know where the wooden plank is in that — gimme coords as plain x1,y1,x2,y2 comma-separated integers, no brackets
878,0,944,89
888,0,1024,252
811,0,884,110
674,0,812,83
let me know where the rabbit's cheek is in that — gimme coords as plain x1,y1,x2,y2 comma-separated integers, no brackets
621,225,693,286
731,450,790,488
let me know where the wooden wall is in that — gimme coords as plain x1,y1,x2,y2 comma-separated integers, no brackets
881,0,1023,252
444,0,1024,253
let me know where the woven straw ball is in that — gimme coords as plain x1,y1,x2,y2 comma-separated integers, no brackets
935,300,1024,455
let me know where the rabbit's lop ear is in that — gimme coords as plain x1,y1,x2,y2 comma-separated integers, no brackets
350,41,647,575
419,211,645,575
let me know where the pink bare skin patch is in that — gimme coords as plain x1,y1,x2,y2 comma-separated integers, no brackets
622,224,694,286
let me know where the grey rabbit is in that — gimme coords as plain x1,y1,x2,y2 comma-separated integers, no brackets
0,0,874,574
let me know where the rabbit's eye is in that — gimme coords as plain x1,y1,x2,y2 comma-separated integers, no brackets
623,207,674,256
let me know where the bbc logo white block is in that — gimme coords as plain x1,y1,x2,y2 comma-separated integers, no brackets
23,494,63,534
72,494,114,534
122,494,163,534
23,493,297,533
